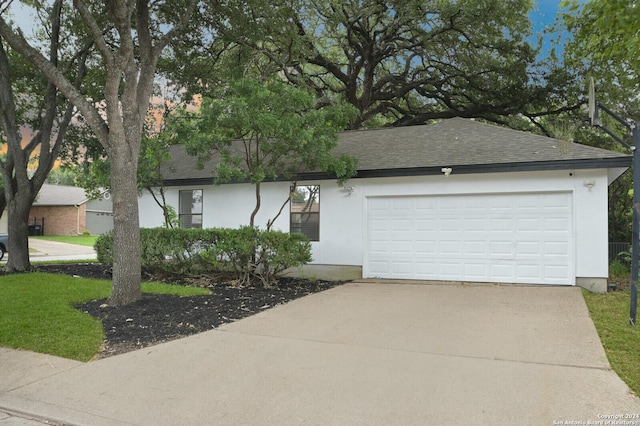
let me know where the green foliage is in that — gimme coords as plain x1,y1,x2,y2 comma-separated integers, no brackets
94,232,114,265
610,259,630,278
188,78,357,184
207,0,572,129
46,166,81,186
95,227,313,286
561,0,640,76
0,272,209,361
255,231,312,285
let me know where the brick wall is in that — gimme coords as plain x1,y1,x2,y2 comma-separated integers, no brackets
29,204,87,236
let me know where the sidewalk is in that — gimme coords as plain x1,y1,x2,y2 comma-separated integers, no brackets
27,238,97,262
1,283,639,425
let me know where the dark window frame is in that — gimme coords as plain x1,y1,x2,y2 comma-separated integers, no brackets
179,189,203,229
290,185,320,241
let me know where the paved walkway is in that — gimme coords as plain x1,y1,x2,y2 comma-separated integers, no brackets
1,282,639,425
27,238,97,262
0,238,97,265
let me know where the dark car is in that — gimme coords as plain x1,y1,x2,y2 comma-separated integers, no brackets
0,233,7,261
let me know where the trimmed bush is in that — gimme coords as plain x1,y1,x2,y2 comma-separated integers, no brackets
255,231,312,285
94,227,312,285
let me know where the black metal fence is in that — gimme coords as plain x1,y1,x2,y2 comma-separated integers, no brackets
609,242,631,264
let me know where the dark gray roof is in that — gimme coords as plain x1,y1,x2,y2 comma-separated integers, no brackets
34,184,89,206
162,117,631,185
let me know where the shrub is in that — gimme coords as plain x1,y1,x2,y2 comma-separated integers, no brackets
255,231,312,285
94,227,312,285
94,232,113,265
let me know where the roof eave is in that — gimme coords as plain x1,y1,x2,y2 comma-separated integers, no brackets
346,157,632,179
162,157,632,186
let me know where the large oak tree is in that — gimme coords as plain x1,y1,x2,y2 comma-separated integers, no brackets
205,0,576,130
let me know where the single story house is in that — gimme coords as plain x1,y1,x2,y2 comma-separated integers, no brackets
138,118,631,292
30,184,114,236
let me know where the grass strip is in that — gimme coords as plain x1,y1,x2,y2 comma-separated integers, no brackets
583,290,640,397
31,235,98,247
0,273,209,361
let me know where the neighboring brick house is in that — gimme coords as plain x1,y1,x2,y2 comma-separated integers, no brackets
29,184,114,236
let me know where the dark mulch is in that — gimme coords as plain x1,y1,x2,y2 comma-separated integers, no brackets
33,264,344,359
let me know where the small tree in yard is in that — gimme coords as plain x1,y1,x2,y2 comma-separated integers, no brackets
0,1,198,304
0,1,90,272
186,78,357,228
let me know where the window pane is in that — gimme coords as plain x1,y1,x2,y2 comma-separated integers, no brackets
179,190,203,229
290,185,319,241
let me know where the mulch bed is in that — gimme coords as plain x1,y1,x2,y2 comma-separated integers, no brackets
33,264,344,360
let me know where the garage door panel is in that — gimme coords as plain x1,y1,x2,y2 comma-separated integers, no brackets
439,262,463,280
415,241,436,254
516,241,540,255
490,263,515,280
464,263,489,279
392,241,412,253
545,217,570,231
464,241,487,255
393,198,413,210
392,261,413,274
544,241,570,256
516,217,542,232
489,241,514,257
545,265,570,280
366,192,573,285
516,264,542,280
465,218,487,232
489,217,513,231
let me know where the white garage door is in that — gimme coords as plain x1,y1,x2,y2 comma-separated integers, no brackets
365,192,573,285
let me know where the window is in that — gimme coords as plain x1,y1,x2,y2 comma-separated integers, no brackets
290,185,319,241
179,189,203,228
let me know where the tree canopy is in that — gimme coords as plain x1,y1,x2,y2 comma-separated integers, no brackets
205,0,576,130
0,0,198,304
185,78,357,227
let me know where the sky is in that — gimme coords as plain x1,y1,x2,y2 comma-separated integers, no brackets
531,0,564,31
530,0,568,57
6,1,566,41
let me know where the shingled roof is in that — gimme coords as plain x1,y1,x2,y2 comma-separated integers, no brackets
162,117,631,185
33,184,90,206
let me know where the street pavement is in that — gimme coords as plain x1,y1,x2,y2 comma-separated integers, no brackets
1,281,639,425
26,238,97,262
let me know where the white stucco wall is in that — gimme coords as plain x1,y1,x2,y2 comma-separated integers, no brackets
138,168,612,282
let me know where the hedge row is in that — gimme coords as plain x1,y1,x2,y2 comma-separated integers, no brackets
94,227,312,286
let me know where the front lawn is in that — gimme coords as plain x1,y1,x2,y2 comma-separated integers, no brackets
583,290,640,396
0,273,210,361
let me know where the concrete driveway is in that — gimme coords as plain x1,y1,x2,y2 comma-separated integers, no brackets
1,238,97,263
1,282,638,425
29,238,97,261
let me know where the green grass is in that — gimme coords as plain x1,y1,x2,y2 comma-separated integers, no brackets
31,235,99,247
0,273,210,362
31,259,98,265
583,290,640,396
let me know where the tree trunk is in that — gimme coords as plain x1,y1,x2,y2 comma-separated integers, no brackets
4,185,33,271
107,142,142,305
249,181,261,228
